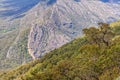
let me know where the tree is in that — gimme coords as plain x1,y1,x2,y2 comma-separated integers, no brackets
83,23,115,46
98,23,115,46
83,27,100,45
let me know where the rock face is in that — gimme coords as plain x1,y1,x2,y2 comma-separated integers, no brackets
26,0,120,58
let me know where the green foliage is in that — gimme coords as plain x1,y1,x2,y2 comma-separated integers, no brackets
0,23,120,80
83,23,115,46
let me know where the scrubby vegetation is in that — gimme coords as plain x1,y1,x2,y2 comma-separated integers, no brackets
0,28,32,70
17,28,32,64
0,22,120,80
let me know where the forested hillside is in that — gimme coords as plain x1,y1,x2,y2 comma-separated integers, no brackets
0,22,120,80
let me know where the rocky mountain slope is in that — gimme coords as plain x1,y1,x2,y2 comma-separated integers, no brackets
0,0,120,70
27,0,120,59
0,23,120,80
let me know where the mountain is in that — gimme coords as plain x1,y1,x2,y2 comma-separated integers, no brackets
0,0,120,70
0,23,120,80
109,0,120,3
0,0,40,18
26,0,120,59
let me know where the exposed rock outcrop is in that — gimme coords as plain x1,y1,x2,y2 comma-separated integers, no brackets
26,0,120,58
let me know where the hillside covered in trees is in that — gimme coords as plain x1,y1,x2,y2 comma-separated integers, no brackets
0,22,120,80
